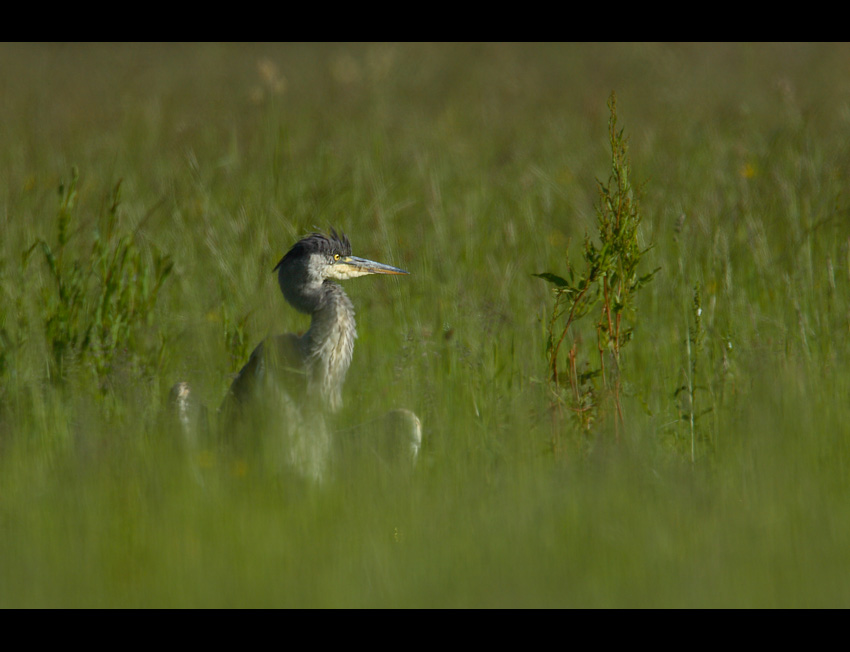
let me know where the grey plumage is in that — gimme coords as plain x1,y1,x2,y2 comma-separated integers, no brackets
211,230,413,481
222,230,407,416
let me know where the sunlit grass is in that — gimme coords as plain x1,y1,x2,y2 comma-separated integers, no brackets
2,43,850,607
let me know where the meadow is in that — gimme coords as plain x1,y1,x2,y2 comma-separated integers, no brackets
1,42,850,607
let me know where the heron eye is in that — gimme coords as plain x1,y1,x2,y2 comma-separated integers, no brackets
334,254,340,261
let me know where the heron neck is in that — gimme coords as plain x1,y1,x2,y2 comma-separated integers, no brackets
303,282,357,412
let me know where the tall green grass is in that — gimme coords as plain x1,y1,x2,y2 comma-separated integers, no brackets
2,43,850,607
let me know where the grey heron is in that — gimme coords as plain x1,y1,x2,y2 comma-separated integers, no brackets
206,229,420,480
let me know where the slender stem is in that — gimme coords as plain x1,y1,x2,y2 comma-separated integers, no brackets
548,292,565,386
550,285,589,391
686,314,695,464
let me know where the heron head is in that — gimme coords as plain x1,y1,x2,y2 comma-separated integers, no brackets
274,229,408,313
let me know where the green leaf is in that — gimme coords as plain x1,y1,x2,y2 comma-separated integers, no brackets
634,267,661,289
533,272,570,288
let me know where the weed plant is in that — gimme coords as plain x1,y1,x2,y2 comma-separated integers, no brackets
537,92,657,444
1,43,850,607
22,169,173,389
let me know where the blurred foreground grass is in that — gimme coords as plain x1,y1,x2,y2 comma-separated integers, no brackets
2,43,850,607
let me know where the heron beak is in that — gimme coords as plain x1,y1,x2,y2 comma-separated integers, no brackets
330,256,409,280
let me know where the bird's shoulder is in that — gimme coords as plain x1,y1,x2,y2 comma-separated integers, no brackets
261,333,309,374
222,333,308,410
